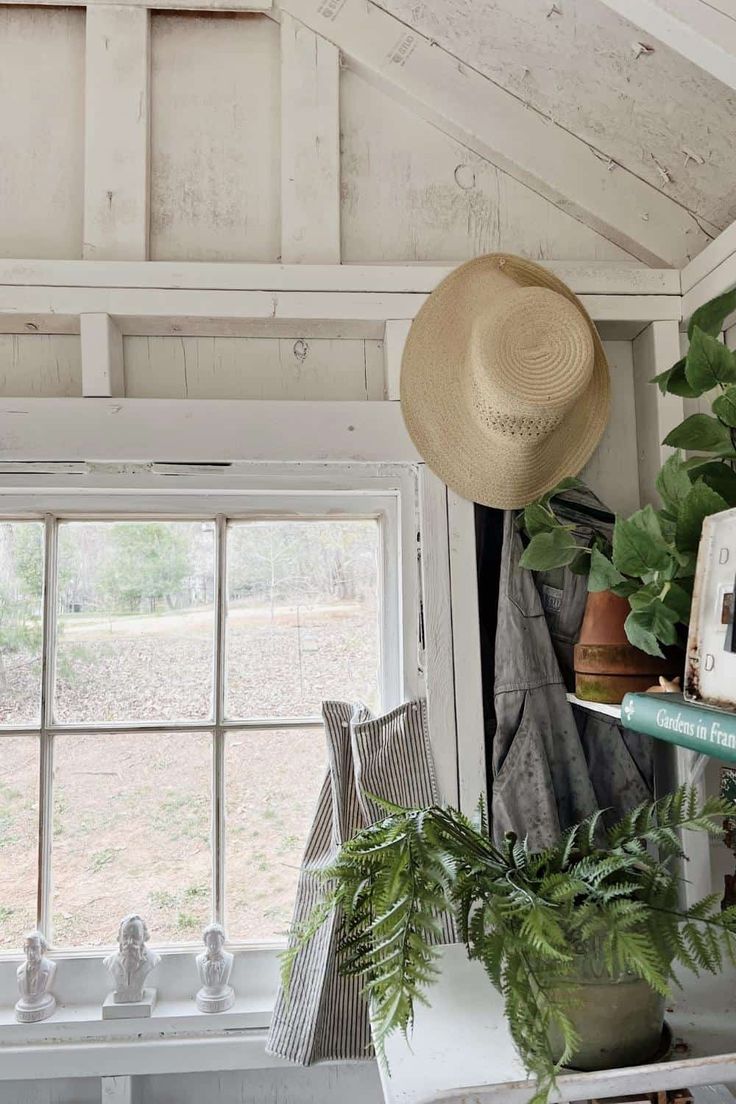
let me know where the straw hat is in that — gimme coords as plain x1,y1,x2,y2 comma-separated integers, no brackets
400,254,610,508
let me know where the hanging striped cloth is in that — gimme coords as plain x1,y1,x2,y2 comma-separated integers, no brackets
266,698,454,1065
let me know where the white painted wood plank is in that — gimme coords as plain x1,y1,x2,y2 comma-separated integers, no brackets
363,337,385,400
0,260,682,295
279,0,709,265
383,319,412,400
0,286,681,338
447,490,486,815
0,8,85,259
418,469,458,808
84,6,150,261
101,1076,133,1104
122,336,377,399
0,336,82,397
150,13,280,262
682,218,736,293
0,399,420,463
632,319,685,508
280,13,340,263
340,69,635,265
80,314,124,397
581,340,641,517
0,0,272,8
381,943,736,1104
598,0,736,92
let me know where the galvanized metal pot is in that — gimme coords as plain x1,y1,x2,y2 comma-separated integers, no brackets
574,590,682,704
547,955,666,1071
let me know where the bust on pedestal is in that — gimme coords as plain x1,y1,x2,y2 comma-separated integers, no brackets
15,930,56,1023
196,923,234,1012
103,914,160,1019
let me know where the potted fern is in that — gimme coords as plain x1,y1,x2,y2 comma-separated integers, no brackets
286,787,736,1104
517,286,736,701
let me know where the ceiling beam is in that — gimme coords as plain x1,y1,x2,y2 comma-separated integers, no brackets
598,0,736,93
275,0,710,267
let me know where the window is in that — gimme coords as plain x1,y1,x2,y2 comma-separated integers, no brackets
0,504,392,953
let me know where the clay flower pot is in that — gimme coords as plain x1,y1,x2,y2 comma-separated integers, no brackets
574,590,682,704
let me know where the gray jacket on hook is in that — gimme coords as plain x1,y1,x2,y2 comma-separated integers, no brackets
491,509,653,850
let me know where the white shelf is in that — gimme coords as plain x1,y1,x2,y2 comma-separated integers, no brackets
381,944,736,1104
566,692,622,719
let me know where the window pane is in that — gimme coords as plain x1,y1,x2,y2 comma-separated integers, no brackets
225,520,380,719
0,737,39,948
54,521,216,724
51,732,212,947
0,521,43,726
225,728,325,941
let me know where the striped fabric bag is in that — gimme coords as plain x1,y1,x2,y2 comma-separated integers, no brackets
266,698,453,1064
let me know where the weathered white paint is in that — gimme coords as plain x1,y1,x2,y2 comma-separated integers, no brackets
0,399,420,463
101,1075,133,1104
375,0,734,236
0,336,82,398
83,6,150,261
122,336,382,399
383,319,412,401
81,314,124,397
682,216,736,293
598,0,736,93
0,7,85,259
340,71,636,265
281,13,340,263
0,0,272,7
0,260,682,295
280,0,710,265
632,319,685,508
149,13,280,262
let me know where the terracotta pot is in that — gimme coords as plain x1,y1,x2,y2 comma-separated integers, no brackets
574,590,682,704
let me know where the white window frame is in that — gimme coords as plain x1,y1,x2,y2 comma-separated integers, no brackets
0,458,478,1053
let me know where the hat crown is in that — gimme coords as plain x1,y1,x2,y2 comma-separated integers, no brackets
469,286,594,442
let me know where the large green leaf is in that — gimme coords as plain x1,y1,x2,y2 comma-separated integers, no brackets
651,358,699,398
519,528,578,571
664,414,733,453
685,327,736,394
687,460,736,505
656,451,692,513
662,581,692,624
612,506,672,577
625,601,678,657
539,476,586,508
587,547,625,592
675,480,729,553
713,386,736,429
523,502,559,537
688,288,736,340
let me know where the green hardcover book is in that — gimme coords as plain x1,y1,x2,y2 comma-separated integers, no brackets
621,692,736,763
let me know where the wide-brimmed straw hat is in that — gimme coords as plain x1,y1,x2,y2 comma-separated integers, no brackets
400,254,610,508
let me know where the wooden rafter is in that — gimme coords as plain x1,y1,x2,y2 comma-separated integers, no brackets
274,0,711,267
598,0,736,94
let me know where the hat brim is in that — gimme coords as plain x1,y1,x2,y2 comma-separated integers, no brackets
400,254,611,509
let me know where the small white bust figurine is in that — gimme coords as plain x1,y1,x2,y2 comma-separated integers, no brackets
104,914,161,1004
196,923,234,1012
15,930,56,1023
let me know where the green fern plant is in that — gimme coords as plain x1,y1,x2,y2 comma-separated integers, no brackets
284,787,736,1104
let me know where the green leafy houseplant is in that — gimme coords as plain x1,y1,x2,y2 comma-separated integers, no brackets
518,287,736,658
285,788,736,1104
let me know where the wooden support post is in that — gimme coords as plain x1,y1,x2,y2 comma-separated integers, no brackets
280,12,340,263
80,314,125,397
447,489,486,815
83,6,150,260
632,320,685,509
383,319,412,400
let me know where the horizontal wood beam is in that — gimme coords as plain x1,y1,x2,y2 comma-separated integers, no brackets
0,285,681,338
0,260,682,295
0,0,272,8
598,0,736,93
0,399,420,464
276,0,710,266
